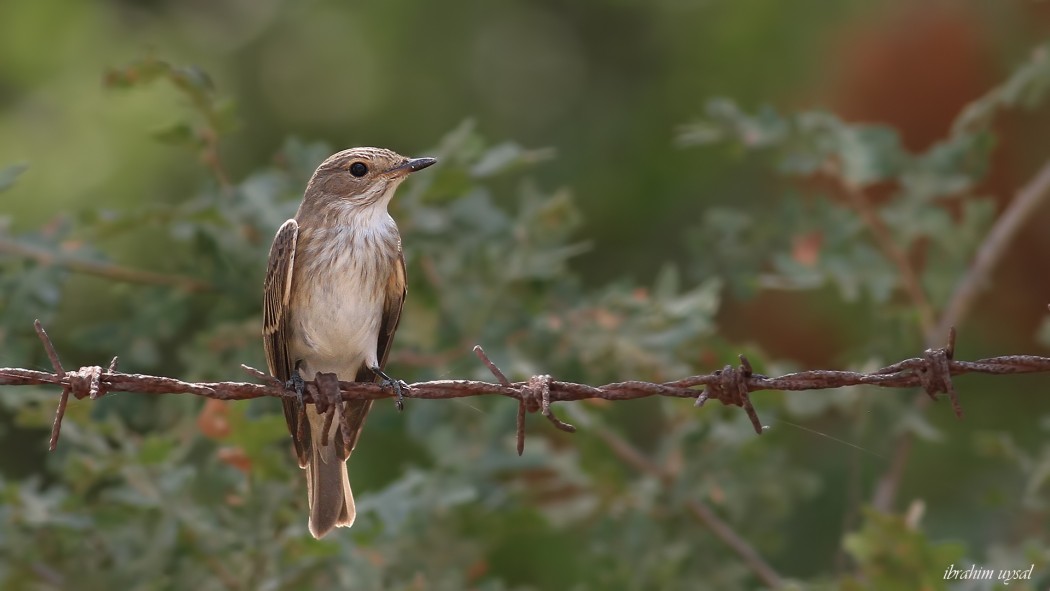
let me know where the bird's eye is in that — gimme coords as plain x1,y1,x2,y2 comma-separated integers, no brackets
349,162,368,177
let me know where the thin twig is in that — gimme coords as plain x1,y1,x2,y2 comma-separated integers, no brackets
871,157,1050,511
592,424,784,589
936,158,1050,339
0,237,210,292
200,141,233,193
838,180,938,338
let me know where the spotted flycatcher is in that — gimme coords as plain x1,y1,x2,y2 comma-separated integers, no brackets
262,147,436,538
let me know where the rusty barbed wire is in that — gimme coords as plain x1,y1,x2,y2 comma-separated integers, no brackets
3,322,1050,454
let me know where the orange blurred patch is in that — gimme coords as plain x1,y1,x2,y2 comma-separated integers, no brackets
466,559,488,583
792,231,822,267
197,398,231,439
593,308,622,330
217,446,252,474
359,548,386,568
708,483,726,505
826,4,993,151
698,348,719,368
546,313,563,330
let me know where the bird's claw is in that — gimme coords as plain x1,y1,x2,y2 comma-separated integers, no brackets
372,367,407,412
286,372,307,406
389,379,409,412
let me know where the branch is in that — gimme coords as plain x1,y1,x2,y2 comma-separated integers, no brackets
936,157,1050,338
871,156,1050,511
0,237,211,292
838,178,938,339
590,423,785,589
5,322,1050,456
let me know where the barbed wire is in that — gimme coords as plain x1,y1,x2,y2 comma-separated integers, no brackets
3,321,1050,455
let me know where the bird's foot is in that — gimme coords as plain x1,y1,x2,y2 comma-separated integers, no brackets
371,366,408,412
285,371,307,407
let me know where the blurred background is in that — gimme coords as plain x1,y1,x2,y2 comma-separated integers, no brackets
1,0,1050,589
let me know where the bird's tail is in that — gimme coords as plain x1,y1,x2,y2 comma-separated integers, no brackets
305,407,355,539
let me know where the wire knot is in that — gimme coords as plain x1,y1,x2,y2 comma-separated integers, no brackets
918,345,963,419
696,355,764,434
698,357,753,407
522,375,548,413
524,374,575,433
67,365,107,400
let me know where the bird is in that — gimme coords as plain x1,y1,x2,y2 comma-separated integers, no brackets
262,147,436,538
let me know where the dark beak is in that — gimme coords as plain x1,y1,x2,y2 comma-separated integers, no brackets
407,157,437,172
389,157,437,176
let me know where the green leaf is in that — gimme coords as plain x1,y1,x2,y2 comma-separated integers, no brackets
835,125,905,186
150,121,197,146
138,434,176,465
211,98,239,134
843,509,966,591
170,64,215,95
902,132,995,201
952,44,1050,136
0,163,28,192
679,99,790,150
880,197,954,245
675,119,725,146
778,110,842,175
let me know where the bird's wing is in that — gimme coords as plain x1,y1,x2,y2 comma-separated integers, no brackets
262,219,309,467
377,248,407,371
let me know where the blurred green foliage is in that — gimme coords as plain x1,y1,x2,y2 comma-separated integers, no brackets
2,2,1050,590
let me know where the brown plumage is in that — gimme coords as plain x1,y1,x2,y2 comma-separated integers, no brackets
262,147,435,538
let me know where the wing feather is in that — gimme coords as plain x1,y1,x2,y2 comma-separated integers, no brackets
378,249,407,371
262,219,309,466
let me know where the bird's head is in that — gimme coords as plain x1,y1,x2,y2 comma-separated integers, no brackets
304,147,436,209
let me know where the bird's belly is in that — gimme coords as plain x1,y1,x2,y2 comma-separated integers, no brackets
290,269,385,378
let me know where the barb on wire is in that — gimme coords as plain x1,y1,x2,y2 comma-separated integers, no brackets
4,322,1050,453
